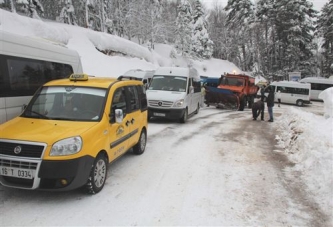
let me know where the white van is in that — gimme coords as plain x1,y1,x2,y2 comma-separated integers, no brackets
265,81,311,106
0,31,83,124
122,69,155,88
299,77,333,101
146,67,202,123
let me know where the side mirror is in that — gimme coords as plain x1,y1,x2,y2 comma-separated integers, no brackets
189,86,194,94
115,109,123,123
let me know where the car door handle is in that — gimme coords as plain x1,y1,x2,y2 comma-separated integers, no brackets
131,118,135,124
126,121,130,127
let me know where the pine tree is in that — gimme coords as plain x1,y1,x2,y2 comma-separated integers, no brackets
59,0,77,25
175,0,193,57
225,0,255,71
317,0,333,77
16,0,44,19
275,0,317,77
192,0,213,59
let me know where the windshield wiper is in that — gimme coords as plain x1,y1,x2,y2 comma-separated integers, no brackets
25,110,50,119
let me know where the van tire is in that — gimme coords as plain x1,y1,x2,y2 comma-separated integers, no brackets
180,108,188,123
86,153,108,194
133,129,147,155
296,100,303,106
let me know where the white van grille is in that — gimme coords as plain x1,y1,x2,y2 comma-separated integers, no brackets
148,100,173,108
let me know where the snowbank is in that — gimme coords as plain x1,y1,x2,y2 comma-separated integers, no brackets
276,107,333,212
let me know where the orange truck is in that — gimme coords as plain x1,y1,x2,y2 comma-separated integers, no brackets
204,73,259,110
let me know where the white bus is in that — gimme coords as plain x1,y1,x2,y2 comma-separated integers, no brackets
299,77,333,101
265,81,311,106
146,67,202,123
0,31,83,124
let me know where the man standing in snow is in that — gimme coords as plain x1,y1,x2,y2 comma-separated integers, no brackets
260,85,266,101
266,87,275,122
252,99,264,121
276,90,281,107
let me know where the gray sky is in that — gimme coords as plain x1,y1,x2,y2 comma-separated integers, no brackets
201,0,328,11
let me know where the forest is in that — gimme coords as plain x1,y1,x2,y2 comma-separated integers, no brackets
1,0,332,80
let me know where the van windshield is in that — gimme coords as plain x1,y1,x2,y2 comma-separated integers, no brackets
21,86,106,121
148,76,187,92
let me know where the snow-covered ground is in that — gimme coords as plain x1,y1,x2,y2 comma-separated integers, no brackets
0,9,332,225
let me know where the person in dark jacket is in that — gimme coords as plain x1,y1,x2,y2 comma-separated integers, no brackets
266,87,275,122
260,85,266,101
252,99,265,120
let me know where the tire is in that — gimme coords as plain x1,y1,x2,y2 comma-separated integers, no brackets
296,99,303,106
195,103,200,114
133,129,147,155
238,97,245,111
180,108,188,123
248,96,254,108
86,153,108,194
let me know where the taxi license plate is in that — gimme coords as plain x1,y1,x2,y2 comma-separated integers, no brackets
0,167,35,179
154,112,165,117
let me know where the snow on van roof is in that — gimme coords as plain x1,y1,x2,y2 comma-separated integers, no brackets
299,77,333,84
154,67,199,78
123,69,155,79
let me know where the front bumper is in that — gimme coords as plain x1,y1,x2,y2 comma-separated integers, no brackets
148,107,185,120
0,155,94,191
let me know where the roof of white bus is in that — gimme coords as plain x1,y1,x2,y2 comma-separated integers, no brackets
271,81,311,89
299,77,333,84
154,67,198,78
0,30,80,61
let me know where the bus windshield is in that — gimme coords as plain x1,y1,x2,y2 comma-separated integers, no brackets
148,76,187,92
21,86,106,121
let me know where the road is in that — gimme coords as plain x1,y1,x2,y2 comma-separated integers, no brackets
0,101,330,226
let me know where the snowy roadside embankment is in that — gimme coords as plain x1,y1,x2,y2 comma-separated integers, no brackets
275,107,333,214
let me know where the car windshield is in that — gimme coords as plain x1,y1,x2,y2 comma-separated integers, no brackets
220,77,244,86
148,76,187,92
22,86,106,121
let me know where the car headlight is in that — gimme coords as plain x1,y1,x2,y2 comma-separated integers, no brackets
173,99,184,107
50,136,82,156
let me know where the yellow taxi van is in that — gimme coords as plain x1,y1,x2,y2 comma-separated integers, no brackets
0,74,148,194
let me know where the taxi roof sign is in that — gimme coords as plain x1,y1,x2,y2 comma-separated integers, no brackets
69,73,89,81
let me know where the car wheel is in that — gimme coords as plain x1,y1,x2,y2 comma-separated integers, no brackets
180,108,188,123
296,99,303,106
133,129,147,155
238,97,245,111
86,153,108,194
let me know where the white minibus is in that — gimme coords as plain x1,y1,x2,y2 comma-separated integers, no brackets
265,81,311,106
0,31,83,124
122,69,154,88
146,67,202,123
299,77,333,101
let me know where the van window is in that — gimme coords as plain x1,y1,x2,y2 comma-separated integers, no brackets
277,86,309,95
127,86,139,112
311,83,332,91
149,76,187,92
111,87,127,122
1,54,74,97
137,85,147,111
193,80,201,93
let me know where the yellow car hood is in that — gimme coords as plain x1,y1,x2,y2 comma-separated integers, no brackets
0,117,98,145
